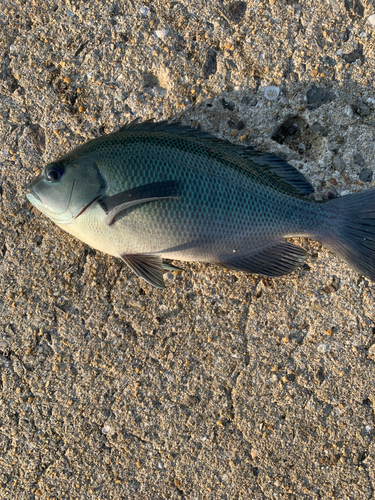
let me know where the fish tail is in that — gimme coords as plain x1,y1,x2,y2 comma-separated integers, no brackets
320,189,375,280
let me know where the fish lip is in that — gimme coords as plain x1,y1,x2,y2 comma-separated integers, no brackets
27,189,42,203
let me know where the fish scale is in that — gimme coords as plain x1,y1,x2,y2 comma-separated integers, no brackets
27,121,375,288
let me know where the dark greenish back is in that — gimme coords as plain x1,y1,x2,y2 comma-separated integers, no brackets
58,121,313,197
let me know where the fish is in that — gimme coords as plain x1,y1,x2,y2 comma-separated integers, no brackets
26,121,375,288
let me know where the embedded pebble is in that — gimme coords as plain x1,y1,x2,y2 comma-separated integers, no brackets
317,343,330,354
264,86,280,101
139,6,150,16
358,168,373,183
155,29,169,39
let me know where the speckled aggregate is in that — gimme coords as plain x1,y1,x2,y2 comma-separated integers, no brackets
1,0,375,499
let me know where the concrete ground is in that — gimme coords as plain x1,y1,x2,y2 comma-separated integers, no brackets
0,0,375,498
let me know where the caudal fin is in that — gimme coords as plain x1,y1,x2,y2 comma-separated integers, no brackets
322,188,375,280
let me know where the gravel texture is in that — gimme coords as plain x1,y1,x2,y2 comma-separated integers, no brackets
1,0,375,499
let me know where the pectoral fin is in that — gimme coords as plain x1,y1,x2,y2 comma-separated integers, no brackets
99,180,180,226
120,253,165,288
217,240,307,277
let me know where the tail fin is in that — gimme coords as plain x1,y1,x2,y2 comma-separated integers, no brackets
321,188,375,280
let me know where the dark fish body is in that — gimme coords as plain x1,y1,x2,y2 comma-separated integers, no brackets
27,122,375,288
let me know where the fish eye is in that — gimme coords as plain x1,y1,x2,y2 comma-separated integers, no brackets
45,163,65,182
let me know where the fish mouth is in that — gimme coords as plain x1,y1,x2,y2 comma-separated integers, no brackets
26,189,42,204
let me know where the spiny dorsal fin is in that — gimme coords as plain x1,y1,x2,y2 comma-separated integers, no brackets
240,151,313,196
118,121,313,196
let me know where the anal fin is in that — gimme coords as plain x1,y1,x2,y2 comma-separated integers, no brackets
217,240,307,277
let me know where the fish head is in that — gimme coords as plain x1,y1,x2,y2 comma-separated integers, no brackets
26,154,106,224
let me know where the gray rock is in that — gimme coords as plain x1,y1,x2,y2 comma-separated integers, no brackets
353,152,365,166
359,168,373,182
306,85,335,110
351,98,371,117
201,49,217,79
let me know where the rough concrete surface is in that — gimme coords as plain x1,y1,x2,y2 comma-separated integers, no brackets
1,0,375,499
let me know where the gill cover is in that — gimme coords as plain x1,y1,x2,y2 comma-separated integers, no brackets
26,155,106,224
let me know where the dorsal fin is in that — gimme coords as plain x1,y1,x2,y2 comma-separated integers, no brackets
118,121,313,196
239,151,314,195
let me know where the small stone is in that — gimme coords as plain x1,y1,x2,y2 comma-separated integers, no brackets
324,56,336,67
352,99,371,117
306,85,334,110
333,155,346,173
317,343,329,353
311,122,329,136
155,29,169,39
237,120,246,130
345,0,364,17
368,14,375,26
27,124,46,153
102,425,111,434
241,95,257,107
358,168,373,183
342,45,364,64
201,49,217,78
139,6,150,16
353,453,363,466
353,152,365,166
63,76,71,84
221,98,235,111
344,105,354,118
226,1,247,23
264,86,280,101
